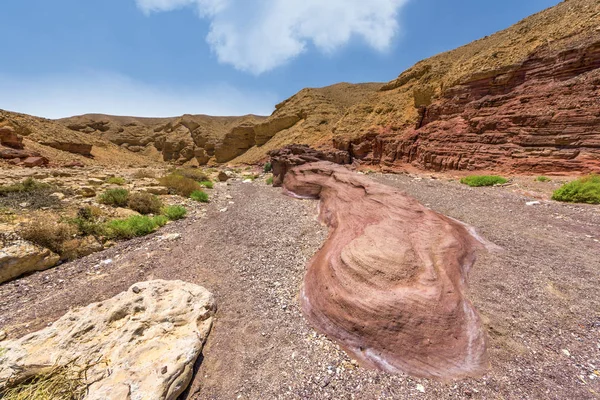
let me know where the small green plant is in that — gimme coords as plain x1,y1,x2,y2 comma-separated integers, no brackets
106,177,126,185
266,176,274,185
127,193,163,215
552,175,600,204
460,175,508,187
98,189,129,207
536,176,551,182
200,181,214,189
161,205,187,220
264,162,272,173
158,174,202,197
190,190,209,203
105,215,165,239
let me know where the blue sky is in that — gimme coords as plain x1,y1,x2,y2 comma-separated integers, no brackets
0,0,560,118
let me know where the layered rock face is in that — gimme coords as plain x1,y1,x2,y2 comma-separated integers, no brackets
0,241,60,283
335,36,600,173
0,280,216,400
283,162,487,379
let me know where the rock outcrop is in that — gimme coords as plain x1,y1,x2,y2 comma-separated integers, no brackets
283,162,487,379
0,280,216,400
40,141,93,157
0,241,60,283
0,126,23,149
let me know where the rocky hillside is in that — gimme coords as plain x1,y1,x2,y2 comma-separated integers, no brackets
1,0,598,173
327,0,600,173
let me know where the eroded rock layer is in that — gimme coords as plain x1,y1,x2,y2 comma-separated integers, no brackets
283,162,487,379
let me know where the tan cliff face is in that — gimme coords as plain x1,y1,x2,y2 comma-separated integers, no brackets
1,0,599,172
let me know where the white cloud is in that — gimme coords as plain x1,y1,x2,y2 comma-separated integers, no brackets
135,0,409,74
0,71,276,119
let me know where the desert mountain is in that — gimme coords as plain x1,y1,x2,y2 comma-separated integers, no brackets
1,0,599,172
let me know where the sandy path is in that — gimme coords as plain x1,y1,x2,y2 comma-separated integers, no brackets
1,174,599,399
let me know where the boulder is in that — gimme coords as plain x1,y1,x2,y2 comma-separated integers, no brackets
76,186,96,198
0,126,24,149
217,171,230,182
0,280,216,400
22,156,48,168
0,242,60,283
283,162,487,379
0,148,40,159
141,186,169,195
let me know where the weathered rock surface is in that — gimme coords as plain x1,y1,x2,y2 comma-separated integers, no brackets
0,280,216,400
283,162,487,379
268,145,351,187
0,126,23,149
0,241,60,283
22,156,48,167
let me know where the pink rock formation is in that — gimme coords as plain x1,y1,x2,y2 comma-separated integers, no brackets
283,162,487,379
0,126,24,149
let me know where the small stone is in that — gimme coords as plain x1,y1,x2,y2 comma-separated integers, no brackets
562,349,571,357
219,208,228,213
526,201,541,206
132,286,141,294
218,171,230,182
161,366,168,375
416,384,425,393
50,192,66,200
159,233,181,241
0,330,7,341
88,178,104,185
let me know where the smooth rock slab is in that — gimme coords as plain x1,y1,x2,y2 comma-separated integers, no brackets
0,280,216,400
0,241,60,283
283,162,488,379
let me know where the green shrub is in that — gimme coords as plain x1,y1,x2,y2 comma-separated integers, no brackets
105,215,162,239
264,162,272,173
460,175,508,187
127,192,163,215
162,205,187,220
200,181,214,189
153,215,168,227
266,176,274,185
552,175,600,204
107,177,126,185
158,174,202,197
98,189,129,207
190,190,209,203
536,176,551,182
0,178,49,195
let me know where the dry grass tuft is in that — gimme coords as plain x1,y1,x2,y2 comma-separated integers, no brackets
0,359,104,400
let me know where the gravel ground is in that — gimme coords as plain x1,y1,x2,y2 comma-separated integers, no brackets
1,173,599,399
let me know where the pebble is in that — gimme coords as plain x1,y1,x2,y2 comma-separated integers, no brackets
416,384,425,393
0,330,6,341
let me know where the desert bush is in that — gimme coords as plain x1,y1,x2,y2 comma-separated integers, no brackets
172,168,209,182
266,176,274,185
19,213,77,258
536,176,551,182
0,178,63,209
106,176,126,185
127,193,163,215
161,205,187,220
190,190,209,203
98,189,129,207
158,174,202,197
460,175,508,187
200,181,214,189
552,175,600,204
264,162,272,173
132,169,156,179
105,215,165,239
